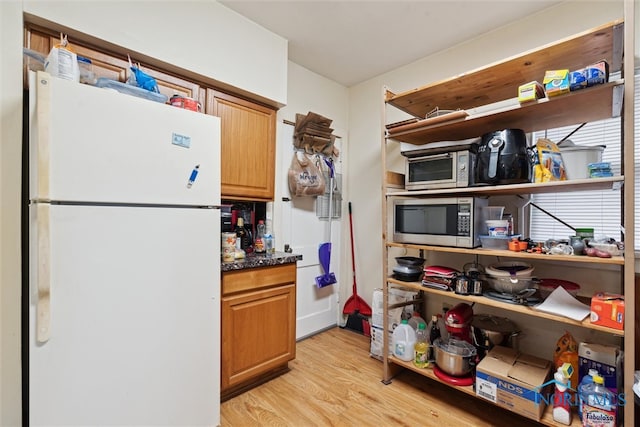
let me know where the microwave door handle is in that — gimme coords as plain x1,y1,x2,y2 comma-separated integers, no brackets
423,153,453,161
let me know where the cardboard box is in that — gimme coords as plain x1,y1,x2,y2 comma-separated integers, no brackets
578,342,623,396
585,60,609,87
590,292,624,330
543,69,570,97
476,346,552,422
518,81,545,103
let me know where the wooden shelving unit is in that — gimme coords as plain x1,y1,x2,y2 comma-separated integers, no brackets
380,15,634,427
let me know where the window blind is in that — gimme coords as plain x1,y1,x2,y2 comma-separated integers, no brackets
529,72,639,250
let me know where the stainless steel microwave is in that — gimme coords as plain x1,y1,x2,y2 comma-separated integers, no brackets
392,197,488,248
405,150,476,190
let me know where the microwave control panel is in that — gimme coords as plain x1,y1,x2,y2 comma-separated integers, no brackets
457,204,471,236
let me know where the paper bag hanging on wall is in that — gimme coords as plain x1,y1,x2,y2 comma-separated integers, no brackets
288,151,325,197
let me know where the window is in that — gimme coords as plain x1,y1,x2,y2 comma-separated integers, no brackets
529,72,639,251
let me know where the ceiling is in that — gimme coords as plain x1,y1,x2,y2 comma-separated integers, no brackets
220,0,561,87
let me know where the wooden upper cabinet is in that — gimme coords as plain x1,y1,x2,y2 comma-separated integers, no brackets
207,90,276,201
24,25,204,104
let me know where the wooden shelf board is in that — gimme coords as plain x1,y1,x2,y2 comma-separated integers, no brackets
386,20,623,118
386,175,624,197
387,277,625,336
387,81,623,145
386,242,625,265
388,356,583,427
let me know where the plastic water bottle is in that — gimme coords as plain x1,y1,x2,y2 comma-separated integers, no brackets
581,374,616,427
578,368,598,420
392,319,416,362
264,231,273,255
413,323,429,368
254,220,266,253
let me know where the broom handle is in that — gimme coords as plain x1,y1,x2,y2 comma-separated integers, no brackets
348,202,358,297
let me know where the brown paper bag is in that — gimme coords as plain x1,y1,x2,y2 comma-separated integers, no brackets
288,152,325,197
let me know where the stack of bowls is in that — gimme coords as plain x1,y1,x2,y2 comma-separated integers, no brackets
393,256,425,282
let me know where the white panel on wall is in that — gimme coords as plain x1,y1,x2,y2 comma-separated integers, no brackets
23,0,288,105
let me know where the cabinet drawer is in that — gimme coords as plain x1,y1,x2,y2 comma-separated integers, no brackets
222,263,296,295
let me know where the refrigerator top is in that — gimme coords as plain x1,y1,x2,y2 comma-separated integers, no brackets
29,72,221,206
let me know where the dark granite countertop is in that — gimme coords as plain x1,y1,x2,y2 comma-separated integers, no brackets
221,251,302,272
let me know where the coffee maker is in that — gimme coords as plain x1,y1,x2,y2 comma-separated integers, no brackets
444,303,473,342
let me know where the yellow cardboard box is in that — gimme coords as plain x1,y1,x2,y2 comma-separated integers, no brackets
543,70,570,97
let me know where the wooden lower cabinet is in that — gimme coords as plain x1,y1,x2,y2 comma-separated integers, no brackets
221,263,296,399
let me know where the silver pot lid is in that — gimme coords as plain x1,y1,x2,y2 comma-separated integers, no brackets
471,314,519,334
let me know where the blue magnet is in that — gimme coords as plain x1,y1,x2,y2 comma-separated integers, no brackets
187,165,200,188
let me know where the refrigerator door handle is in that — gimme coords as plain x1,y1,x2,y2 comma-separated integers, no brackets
36,71,51,201
36,203,51,343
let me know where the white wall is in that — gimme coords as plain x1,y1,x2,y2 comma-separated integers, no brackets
346,1,624,328
23,0,288,106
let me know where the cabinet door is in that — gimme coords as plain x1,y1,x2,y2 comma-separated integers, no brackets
24,25,204,104
221,283,296,390
207,90,276,201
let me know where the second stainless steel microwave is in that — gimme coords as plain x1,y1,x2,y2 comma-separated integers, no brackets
405,150,476,190
392,197,488,248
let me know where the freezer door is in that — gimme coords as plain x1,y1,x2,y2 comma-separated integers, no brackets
29,204,220,426
29,71,220,206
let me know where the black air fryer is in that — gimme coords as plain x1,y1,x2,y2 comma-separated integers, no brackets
474,129,531,185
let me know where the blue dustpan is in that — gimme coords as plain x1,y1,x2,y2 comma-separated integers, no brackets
316,242,337,288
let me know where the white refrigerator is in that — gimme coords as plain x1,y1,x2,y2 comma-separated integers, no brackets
27,71,221,426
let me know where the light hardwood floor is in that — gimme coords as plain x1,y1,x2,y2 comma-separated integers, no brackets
221,327,541,426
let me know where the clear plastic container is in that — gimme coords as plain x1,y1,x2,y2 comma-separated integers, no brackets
95,78,168,103
392,319,416,362
480,234,521,250
483,206,505,220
